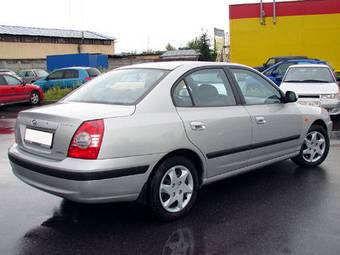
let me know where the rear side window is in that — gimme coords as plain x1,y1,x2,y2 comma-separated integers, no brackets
173,69,236,107
48,70,64,80
87,68,101,78
64,70,79,79
266,58,276,66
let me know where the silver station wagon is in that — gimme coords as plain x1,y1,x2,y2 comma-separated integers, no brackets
9,62,332,220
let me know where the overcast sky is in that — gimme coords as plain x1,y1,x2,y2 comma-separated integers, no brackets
1,0,287,53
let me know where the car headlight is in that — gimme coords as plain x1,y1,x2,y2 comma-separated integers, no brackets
320,94,338,99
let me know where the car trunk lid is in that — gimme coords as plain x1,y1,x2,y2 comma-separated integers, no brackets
16,102,135,160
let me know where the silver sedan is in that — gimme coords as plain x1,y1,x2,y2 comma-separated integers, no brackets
8,62,332,220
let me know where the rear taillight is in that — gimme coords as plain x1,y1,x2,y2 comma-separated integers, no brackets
68,119,104,159
84,77,92,82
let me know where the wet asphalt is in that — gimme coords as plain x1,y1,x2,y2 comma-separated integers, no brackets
0,105,340,255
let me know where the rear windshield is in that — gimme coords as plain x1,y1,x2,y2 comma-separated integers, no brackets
87,68,101,78
63,68,168,105
284,67,335,83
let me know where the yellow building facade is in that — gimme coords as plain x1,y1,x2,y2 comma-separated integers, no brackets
229,0,340,71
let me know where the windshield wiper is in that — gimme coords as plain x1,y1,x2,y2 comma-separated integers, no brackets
299,79,329,83
284,79,330,83
284,80,304,82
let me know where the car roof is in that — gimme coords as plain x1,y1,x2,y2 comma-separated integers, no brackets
284,59,323,63
117,61,247,71
270,56,307,59
287,64,330,68
263,59,325,72
56,66,93,70
19,69,46,71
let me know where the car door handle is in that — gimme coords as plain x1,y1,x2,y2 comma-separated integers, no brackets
190,121,206,131
255,117,266,124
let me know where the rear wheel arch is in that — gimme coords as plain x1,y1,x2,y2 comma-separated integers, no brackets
137,149,205,205
151,149,205,187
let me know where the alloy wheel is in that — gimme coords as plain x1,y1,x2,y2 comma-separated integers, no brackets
31,92,39,105
159,165,194,213
302,131,326,163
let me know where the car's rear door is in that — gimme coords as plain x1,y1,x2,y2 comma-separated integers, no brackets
173,67,252,178
63,69,80,88
228,67,303,166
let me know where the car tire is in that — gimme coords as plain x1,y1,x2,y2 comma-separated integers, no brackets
30,91,40,105
149,156,199,221
291,124,329,167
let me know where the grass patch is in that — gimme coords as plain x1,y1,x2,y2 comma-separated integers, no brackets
44,87,73,101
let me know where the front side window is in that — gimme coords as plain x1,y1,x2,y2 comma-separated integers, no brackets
275,63,295,76
64,68,167,105
173,69,236,107
4,75,21,85
0,76,7,85
48,70,64,80
25,71,35,77
231,68,282,105
283,67,335,83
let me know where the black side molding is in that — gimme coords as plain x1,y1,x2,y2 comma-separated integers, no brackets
8,154,149,181
207,135,300,159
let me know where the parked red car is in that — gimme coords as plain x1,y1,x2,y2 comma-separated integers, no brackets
0,72,44,106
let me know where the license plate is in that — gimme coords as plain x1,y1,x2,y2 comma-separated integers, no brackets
24,128,53,148
298,100,320,107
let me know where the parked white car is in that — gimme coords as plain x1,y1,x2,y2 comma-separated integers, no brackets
281,64,340,116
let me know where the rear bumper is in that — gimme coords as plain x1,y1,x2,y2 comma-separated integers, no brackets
8,144,163,203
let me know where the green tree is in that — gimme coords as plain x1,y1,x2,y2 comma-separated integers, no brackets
165,43,176,51
187,32,216,61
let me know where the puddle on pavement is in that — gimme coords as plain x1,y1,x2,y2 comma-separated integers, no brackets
0,119,15,134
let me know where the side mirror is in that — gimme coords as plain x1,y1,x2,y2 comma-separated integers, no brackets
21,80,26,86
284,91,298,103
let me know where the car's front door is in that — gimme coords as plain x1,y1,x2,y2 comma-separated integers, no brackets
173,68,252,178
228,67,303,166
47,70,65,90
3,74,29,102
0,75,12,104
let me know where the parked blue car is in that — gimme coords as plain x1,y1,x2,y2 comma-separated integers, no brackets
34,67,101,91
262,59,327,85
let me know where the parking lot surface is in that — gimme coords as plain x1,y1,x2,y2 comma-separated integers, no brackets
1,105,340,255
